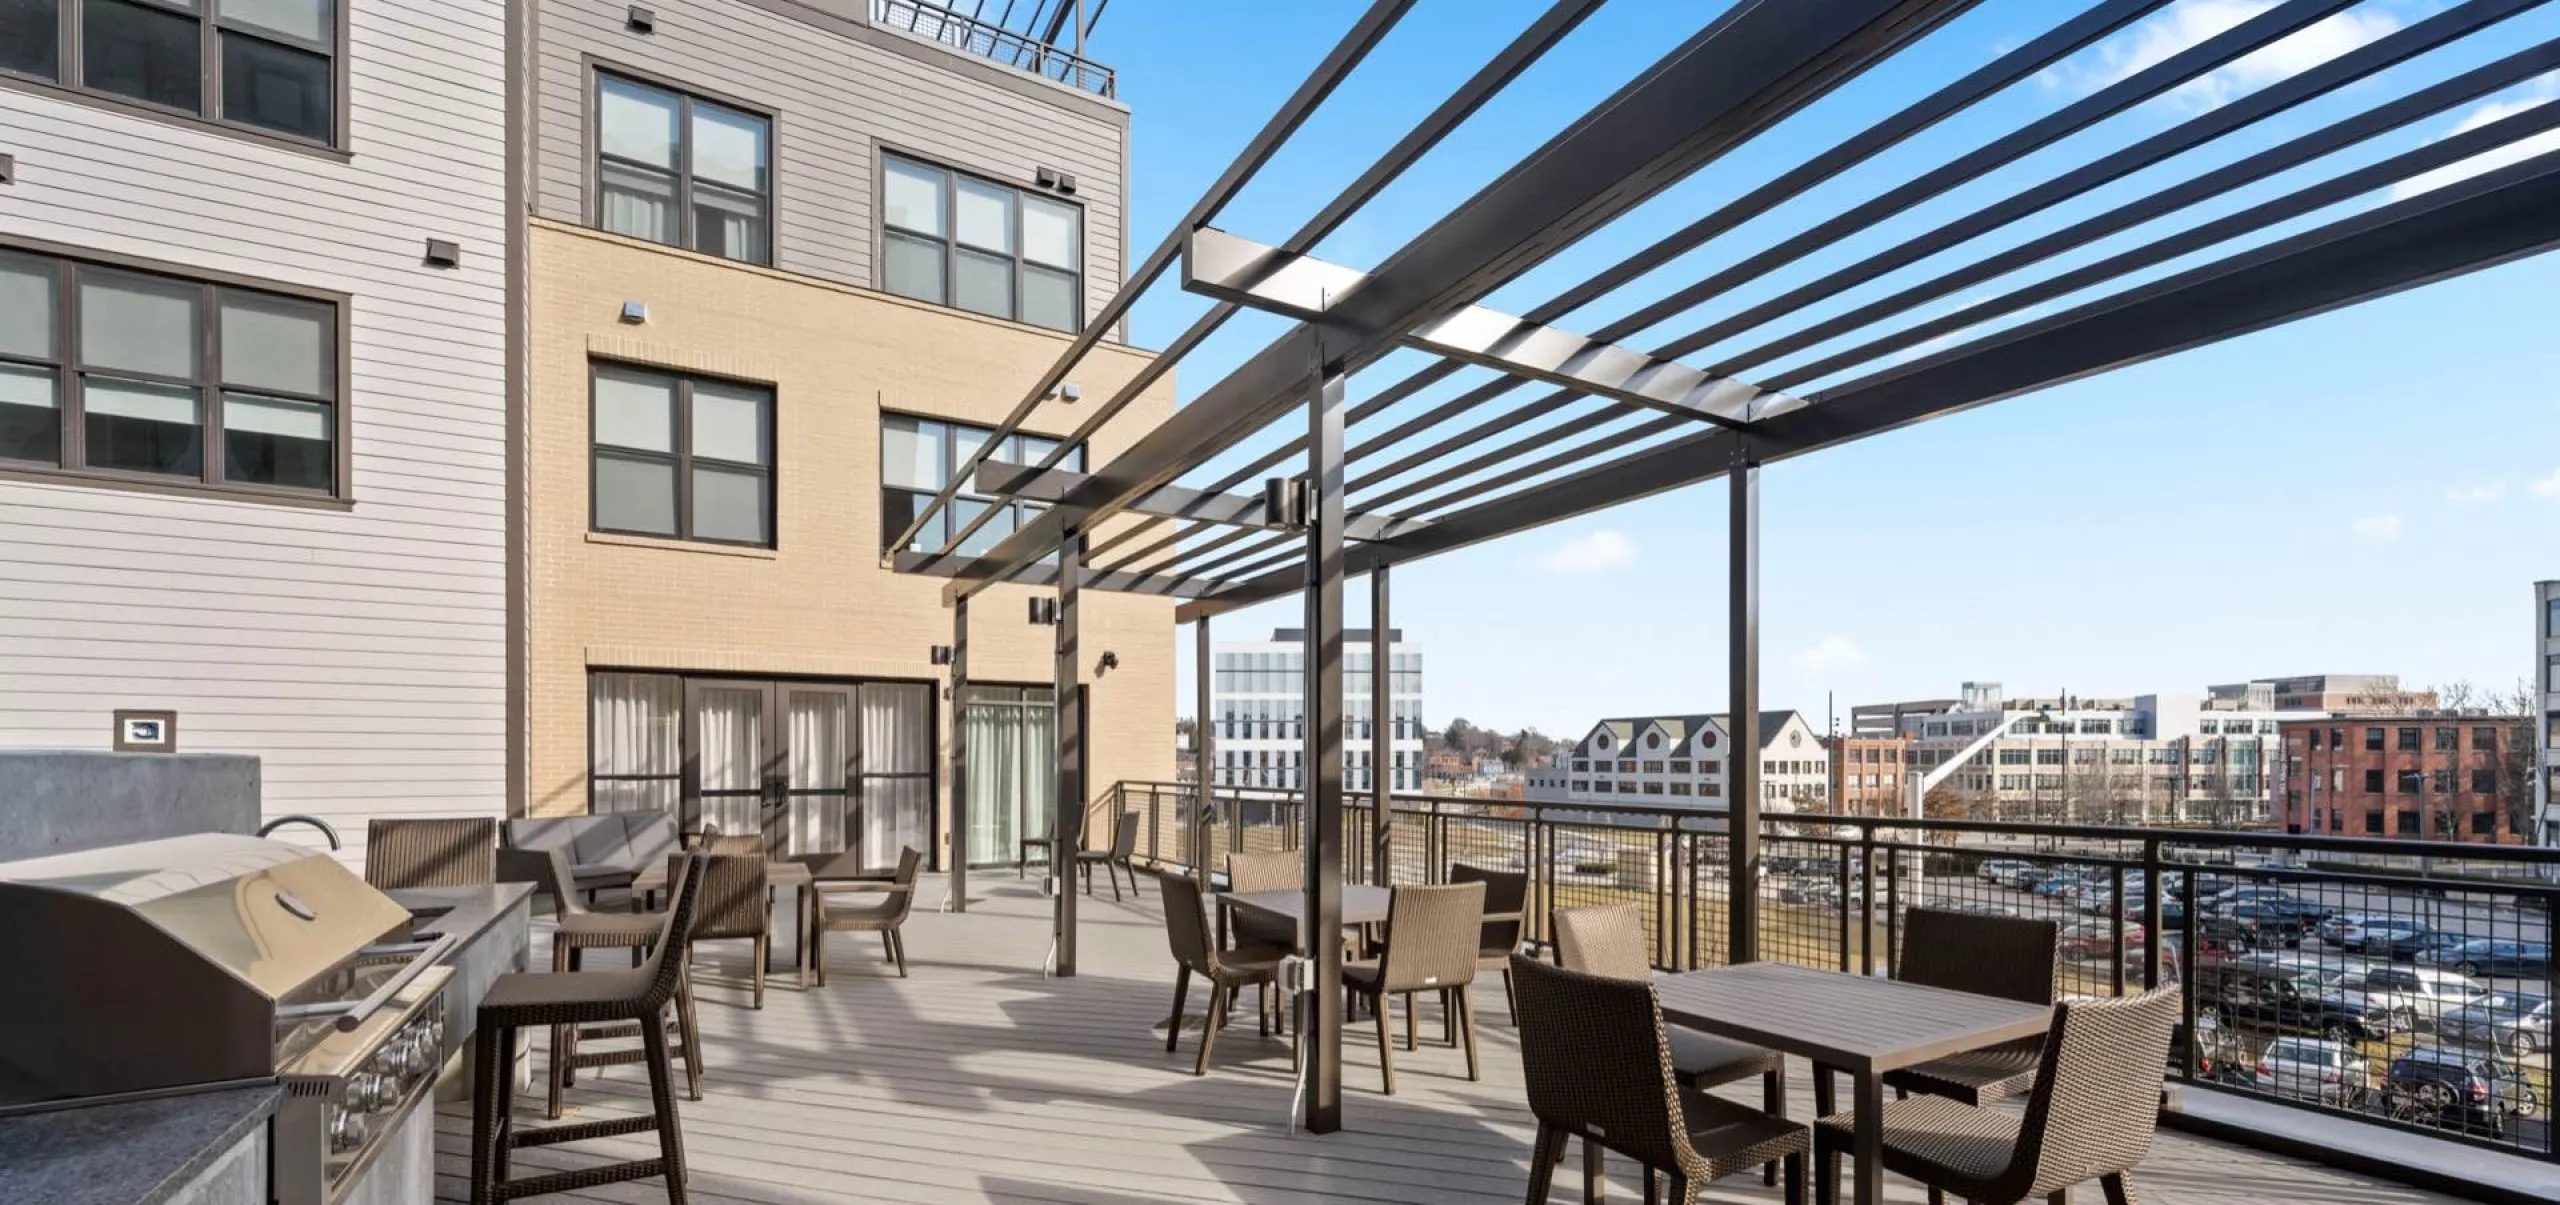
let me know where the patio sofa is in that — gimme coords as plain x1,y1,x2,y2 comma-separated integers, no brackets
499,811,682,902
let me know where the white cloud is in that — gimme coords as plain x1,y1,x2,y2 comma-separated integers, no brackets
2444,480,2509,505
2350,514,2405,541
2530,468,2560,501
2391,76,2560,202
2044,1,2401,111
1795,636,1868,675
1538,528,1637,575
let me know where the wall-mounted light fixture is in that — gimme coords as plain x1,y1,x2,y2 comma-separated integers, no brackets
1263,476,1311,530
1028,597,1060,626
930,645,954,666
1095,651,1119,675
619,300,648,324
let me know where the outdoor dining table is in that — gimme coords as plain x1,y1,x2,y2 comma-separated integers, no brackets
1652,961,2054,1205
632,858,817,973
1217,883,1392,951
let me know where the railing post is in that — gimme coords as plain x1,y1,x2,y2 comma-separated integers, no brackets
2142,838,2164,990
2178,857,2200,1084
2109,862,2128,997
1858,826,1877,977
1836,836,1853,974
2544,888,2560,1161
1883,831,1901,974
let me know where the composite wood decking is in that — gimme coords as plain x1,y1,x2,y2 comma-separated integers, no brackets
434,873,2463,1204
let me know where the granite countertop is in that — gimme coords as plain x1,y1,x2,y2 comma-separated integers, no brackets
0,1084,282,1205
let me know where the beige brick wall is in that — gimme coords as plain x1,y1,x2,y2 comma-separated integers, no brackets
527,220,1175,860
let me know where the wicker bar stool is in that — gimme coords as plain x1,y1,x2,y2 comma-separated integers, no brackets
469,852,708,1205
365,817,497,889
497,847,704,1118
1513,954,1809,1205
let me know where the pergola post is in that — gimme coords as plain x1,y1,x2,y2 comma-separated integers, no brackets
949,596,969,912
1302,368,1348,1134
1053,534,1084,977
1370,564,1393,886
1194,614,1215,885
1727,443,1761,964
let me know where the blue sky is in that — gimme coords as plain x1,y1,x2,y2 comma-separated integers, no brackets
1090,0,2560,735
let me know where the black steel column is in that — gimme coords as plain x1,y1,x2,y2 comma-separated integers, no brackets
1370,565,1393,886
1054,534,1084,976
949,597,970,912
1303,369,1347,1133
1728,444,1761,964
1194,614,1215,885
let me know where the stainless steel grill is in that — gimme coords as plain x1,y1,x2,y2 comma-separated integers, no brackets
0,833,456,1205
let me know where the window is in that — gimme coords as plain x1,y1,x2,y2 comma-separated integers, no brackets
1669,782,1690,796
1640,761,1663,774
595,72,771,264
0,247,342,496
2329,726,2344,750
879,414,1084,554
2397,769,2423,795
2550,592,2560,638
2396,811,2419,835
2474,726,2500,751
2305,728,2321,751
2364,769,2385,794
2435,727,2458,752
2198,719,2218,735
881,153,1083,332
2366,727,2385,751
2364,811,2383,834
2396,727,2421,752
1998,748,2029,765
1572,759,1588,772
1569,781,1587,793
1,0,338,143
1667,759,1691,773
1641,782,1663,795
591,364,773,546
2432,769,2454,794
2471,812,2495,836
1618,759,1636,772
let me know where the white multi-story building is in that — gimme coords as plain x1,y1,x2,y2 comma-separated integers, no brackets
2538,581,2559,843
1209,629,1423,792
1868,681,2324,824
1523,711,1829,813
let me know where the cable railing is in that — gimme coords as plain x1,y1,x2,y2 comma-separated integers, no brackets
1104,778,2560,1161
871,0,1117,98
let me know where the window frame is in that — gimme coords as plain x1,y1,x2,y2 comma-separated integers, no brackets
0,0,348,151
0,237,350,504
587,63,777,267
587,360,777,548
876,148,1086,332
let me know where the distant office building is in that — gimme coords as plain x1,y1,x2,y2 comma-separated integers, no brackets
1523,712,1829,812
1824,734,1914,816
2281,716,2529,842
2214,674,2436,715
1860,682,2321,825
2540,581,2560,842
1209,629,1423,791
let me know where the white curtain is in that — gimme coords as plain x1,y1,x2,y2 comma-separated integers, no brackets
1023,695,1056,850
963,693,1020,866
859,683,932,867
696,686,764,838
590,673,680,815
787,690,848,855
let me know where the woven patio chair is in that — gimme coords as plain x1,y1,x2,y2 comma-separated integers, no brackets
469,852,707,1205
702,834,765,857
1077,811,1144,900
814,847,923,982
1157,871,1284,1075
497,847,704,1117
365,817,497,889
1514,954,1810,1205
682,852,776,1008
1887,908,2061,1107
1814,987,2179,1205
1224,849,1302,955
1345,881,1485,1093
1450,862,1529,1022
1554,902,1790,1187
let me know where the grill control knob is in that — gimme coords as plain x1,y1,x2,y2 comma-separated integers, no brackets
327,1108,370,1154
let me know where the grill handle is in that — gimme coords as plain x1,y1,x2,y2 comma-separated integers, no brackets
276,933,458,1033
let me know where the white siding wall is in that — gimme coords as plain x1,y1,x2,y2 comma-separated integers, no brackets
0,1,512,860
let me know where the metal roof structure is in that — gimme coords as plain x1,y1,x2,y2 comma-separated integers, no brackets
889,0,2560,1143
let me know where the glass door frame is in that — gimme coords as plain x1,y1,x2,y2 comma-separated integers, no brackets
962,681,1056,870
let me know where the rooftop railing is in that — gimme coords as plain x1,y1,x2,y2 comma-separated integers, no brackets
1108,779,2560,1164
871,0,1117,98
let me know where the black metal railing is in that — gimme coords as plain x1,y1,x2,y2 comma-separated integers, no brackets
1105,779,2560,1160
871,0,1117,97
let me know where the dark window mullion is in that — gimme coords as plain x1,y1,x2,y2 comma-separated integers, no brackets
675,94,697,254
674,376,695,540
62,0,83,92
199,0,218,122
200,279,221,484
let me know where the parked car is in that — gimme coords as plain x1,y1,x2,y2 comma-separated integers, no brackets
2338,964,2489,1034
2322,914,2427,952
2200,959,2403,1042
2421,938,2553,978
2384,1047,2538,1136
2203,901,2317,950
2059,920,2146,962
2384,931,2472,964
2033,872,2091,899
1978,859,2031,885
2255,1036,2369,1105
2439,994,2551,1055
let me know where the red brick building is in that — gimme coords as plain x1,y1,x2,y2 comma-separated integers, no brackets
1824,734,1912,816
2281,716,2528,842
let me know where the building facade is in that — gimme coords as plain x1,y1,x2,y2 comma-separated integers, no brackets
1209,629,1423,792
520,0,1170,873
2539,581,2559,842
0,0,513,861
1824,734,1912,816
2280,716,2529,842
1865,681,2321,825
2218,673,2435,715
1523,712,1829,812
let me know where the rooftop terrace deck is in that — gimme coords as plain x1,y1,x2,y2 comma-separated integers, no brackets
434,874,2468,1204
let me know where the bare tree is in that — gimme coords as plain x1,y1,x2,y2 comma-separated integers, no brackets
2433,678,2541,838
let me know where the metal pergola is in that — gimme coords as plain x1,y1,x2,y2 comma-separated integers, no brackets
887,0,2560,1137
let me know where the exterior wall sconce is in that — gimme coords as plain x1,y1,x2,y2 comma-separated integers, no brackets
1028,598,1060,626
619,300,648,324
1095,651,1119,675
1263,476,1311,530
931,645,954,666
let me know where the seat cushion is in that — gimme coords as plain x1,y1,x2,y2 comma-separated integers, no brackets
1667,1024,1783,1088
620,811,680,867
1814,1094,2021,1194
506,817,602,855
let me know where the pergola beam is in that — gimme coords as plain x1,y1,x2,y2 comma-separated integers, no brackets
1180,227,1793,428
974,460,1434,540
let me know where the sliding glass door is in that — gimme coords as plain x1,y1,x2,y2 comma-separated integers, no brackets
963,685,1055,869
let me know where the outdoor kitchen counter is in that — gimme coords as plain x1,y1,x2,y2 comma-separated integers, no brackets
389,882,534,1101
0,1083,283,1205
